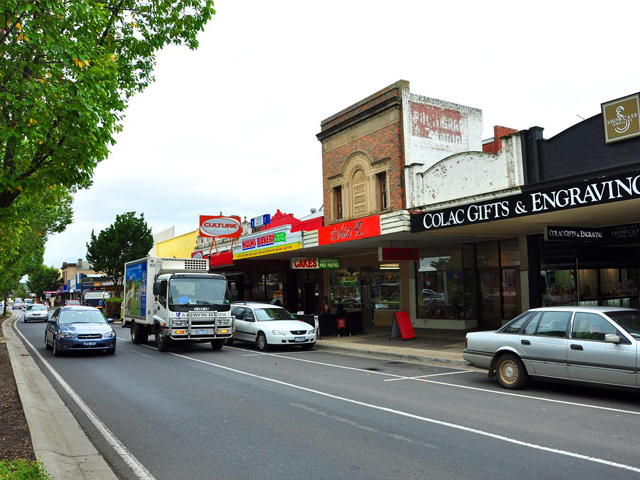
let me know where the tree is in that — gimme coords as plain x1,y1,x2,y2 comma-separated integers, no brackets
0,1,215,219
27,265,63,299
86,211,154,294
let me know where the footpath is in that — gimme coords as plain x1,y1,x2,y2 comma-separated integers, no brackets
4,314,467,479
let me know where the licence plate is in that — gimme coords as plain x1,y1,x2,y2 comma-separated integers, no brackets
195,329,211,335
294,336,305,342
83,341,97,346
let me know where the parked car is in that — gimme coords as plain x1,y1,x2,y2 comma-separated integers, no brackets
228,302,316,351
45,306,116,356
463,306,640,391
24,304,49,323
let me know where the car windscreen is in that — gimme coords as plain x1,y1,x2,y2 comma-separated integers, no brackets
605,310,640,339
59,310,107,324
29,305,47,310
255,308,296,321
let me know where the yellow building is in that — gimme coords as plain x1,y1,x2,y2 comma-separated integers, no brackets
156,230,199,259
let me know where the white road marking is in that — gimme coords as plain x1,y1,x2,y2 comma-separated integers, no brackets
156,349,640,474
384,370,476,382
15,324,156,480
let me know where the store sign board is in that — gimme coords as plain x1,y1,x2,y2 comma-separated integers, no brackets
250,214,271,229
544,226,605,242
379,247,419,261
602,93,640,144
290,257,341,269
233,242,301,260
411,171,640,232
318,215,381,245
199,215,242,238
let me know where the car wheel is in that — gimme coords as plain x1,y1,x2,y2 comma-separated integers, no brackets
301,343,314,351
52,337,62,357
155,325,170,352
210,339,224,351
105,346,116,355
256,332,270,352
44,333,51,350
496,354,528,390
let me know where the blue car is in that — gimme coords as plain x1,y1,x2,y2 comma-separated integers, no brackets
45,306,116,356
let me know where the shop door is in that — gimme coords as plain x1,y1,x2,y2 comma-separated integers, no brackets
478,269,501,329
359,276,374,326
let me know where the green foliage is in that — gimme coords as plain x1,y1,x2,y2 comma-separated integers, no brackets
13,284,28,300
27,265,63,298
0,0,216,217
105,297,123,318
0,459,52,480
86,212,154,293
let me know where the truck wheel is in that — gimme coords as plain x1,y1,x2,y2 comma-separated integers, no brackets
155,325,170,352
131,323,148,345
225,338,234,346
210,339,224,351
256,332,270,352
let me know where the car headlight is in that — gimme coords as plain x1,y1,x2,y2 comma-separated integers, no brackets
308,330,316,336
271,330,290,336
59,332,75,339
103,330,116,338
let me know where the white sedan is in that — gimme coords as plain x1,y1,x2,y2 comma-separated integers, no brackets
229,302,316,351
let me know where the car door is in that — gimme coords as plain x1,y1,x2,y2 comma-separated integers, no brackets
518,311,571,379
232,307,255,342
568,312,637,387
45,309,59,345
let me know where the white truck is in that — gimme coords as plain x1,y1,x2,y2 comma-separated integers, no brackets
123,257,235,352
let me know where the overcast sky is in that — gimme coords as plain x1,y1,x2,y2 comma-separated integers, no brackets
42,0,640,268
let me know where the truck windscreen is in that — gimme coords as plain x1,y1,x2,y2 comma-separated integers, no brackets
168,278,229,306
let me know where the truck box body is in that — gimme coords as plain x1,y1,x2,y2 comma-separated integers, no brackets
123,257,234,350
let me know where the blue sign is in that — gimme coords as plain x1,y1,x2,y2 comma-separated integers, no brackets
250,214,271,229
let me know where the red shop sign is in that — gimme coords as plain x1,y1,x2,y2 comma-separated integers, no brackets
337,317,347,329
379,247,420,261
318,215,381,246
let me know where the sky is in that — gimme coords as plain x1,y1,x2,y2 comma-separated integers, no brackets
42,0,640,268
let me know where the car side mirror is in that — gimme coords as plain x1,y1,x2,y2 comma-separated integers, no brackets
604,333,620,344
107,318,114,323
47,317,56,322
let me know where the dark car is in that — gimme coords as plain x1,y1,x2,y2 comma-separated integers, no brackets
45,306,116,356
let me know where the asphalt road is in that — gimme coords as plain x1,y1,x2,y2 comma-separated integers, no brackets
14,312,640,480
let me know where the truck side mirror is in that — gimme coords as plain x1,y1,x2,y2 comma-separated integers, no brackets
153,281,161,296
229,282,238,297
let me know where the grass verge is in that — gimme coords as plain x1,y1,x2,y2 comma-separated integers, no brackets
0,459,51,479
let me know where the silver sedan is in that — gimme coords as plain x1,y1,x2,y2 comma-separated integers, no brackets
463,306,640,390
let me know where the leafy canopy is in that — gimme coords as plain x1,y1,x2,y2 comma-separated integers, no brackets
86,211,154,292
0,0,215,218
27,264,63,299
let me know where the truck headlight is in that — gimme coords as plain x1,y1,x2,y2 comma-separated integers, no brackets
172,319,188,327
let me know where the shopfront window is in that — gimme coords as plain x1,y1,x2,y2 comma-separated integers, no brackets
371,271,400,310
328,269,360,311
249,272,284,304
418,246,464,319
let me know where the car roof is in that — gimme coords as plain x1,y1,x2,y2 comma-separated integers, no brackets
58,306,100,312
232,301,285,309
529,306,638,313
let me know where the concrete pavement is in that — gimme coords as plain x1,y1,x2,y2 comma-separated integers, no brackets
4,314,468,479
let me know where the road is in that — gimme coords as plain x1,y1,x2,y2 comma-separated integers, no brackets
13,311,640,480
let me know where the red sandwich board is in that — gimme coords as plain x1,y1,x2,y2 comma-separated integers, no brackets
389,311,416,341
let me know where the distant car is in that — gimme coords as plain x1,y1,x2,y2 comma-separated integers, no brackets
422,292,446,306
463,306,640,391
13,301,24,311
65,300,81,306
45,306,116,356
24,304,49,323
229,302,316,351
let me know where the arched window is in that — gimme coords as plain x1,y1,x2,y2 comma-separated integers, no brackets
352,169,367,216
